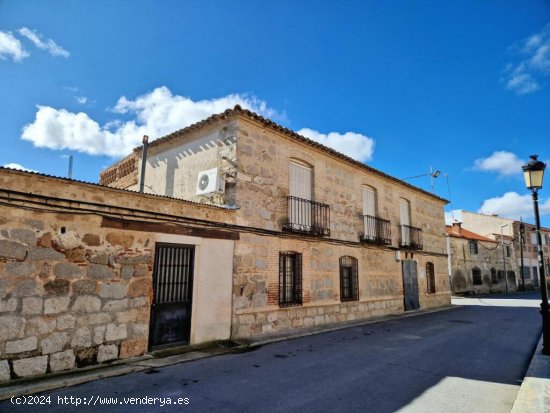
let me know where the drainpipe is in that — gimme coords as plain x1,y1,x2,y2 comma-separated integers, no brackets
139,135,149,193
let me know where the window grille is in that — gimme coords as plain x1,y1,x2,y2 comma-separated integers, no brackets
426,262,435,293
491,268,498,284
339,256,359,301
279,252,303,307
469,241,478,255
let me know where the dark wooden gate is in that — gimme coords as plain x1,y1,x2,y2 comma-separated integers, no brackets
149,243,194,350
402,260,420,311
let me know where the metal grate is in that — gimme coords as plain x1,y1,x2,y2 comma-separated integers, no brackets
153,244,194,305
426,262,435,293
491,268,498,284
399,225,423,250
279,252,303,307
282,196,330,236
472,268,482,285
361,215,392,245
469,241,478,255
339,256,359,301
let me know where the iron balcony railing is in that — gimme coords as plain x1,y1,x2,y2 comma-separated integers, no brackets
282,196,330,236
360,215,392,245
399,224,423,250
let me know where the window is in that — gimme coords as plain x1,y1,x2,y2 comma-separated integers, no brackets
472,267,482,286
339,256,359,301
279,252,302,307
426,262,435,293
289,161,313,228
531,232,538,246
521,266,531,279
506,245,511,257
363,186,376,239
400,198,411,245
532,266,538,280
491,268,498,284
469,240,478,255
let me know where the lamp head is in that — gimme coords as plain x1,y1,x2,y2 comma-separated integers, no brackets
522,155,546,190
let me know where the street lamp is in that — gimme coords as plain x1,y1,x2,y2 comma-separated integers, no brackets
404,166,441,193
522,154,549,355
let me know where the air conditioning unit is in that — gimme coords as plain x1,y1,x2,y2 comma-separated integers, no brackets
196,168,225,196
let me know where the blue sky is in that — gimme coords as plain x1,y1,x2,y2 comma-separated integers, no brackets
1,1,549,226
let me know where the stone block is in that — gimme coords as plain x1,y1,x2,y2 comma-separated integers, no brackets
105,323,127,341
72,296,101,313
28,247,64,261
99,283,127,299
103,299,128,311
0,360,10,382
37,232,52,248
0,239,27,260
65,247,86,263
44,296,70,314
93,325,106,345
120,338,147,358
6,336,38,353
88,264,115,279
121,265,134,279
10,228,36,246
129,297,148,308
49,350,75,372
88,253,109,265
41,332,69,354
128,279,149,298
44,279,70,295
79,312,111,326
133,265,148,278
6,262,36,276
12,356,47,378
26,316,56,335
97,344,118,362
72,279,96,295
0,315,26,340
105,232,134,249
56,314,76,330
14,279,42,297
71,327,92,348
128,323,148,338
116,254,151,265
22,297,43,314
116,309,137,323
54,262,82,279
0,297,17,313
82,233,101,246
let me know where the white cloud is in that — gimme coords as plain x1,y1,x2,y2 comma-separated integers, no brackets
478,191,550,220
297,128,375,162
473,151,524,176
2,163,37,172
0,30,29,62
21,86,284,157
75,96,88,105
18,27,69,58
503,23,550,95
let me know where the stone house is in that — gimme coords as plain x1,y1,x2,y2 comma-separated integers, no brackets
446,223,517,294
0,106,450,381
456,210,550,290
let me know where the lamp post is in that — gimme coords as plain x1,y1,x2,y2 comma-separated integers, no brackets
500,223,509,294
522,154,549,355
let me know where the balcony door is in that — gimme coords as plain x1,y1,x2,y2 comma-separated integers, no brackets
362,186,376,240
400,199,411,246
290,161,313,230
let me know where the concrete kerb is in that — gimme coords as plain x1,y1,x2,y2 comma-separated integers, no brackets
0,305,457,401
511,334,550,413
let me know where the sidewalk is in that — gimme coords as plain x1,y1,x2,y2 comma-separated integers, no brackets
0,305,456,401
511,335,550,413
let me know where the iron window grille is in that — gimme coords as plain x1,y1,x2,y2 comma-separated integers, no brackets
279,252,303,307
472,267,482,286
469,240,478,255
491,268,498,284
399,225,423,250
506,246,511,257
283,196,330,236
426,262,436,294
339,256,359,301
360,215,392,245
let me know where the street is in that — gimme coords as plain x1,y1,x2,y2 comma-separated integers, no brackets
1,292,542,413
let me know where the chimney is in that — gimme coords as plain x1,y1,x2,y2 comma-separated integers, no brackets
139,135,149,193
452,221,462,233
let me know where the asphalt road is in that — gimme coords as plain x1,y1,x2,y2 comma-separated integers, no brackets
2,292,542,413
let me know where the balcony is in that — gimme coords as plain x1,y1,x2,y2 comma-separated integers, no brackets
360,215,392,245
399,225,423,250
282,196,330,236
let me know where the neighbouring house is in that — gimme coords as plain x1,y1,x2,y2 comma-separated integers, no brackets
446,222,517,294
455,210,550,290
0,105,450,381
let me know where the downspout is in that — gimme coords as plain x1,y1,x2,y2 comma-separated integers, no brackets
139,135,149,193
